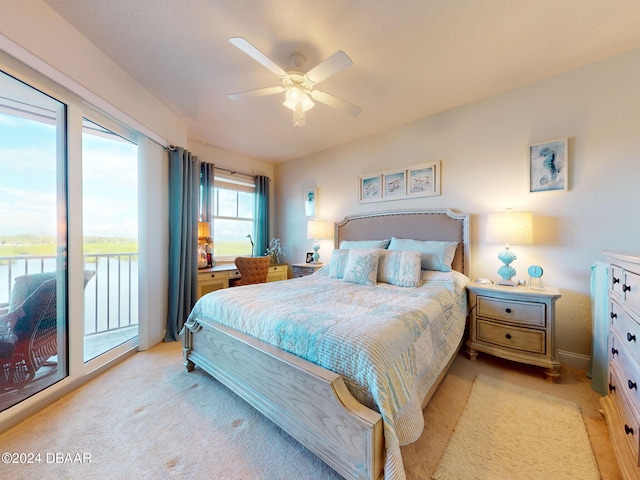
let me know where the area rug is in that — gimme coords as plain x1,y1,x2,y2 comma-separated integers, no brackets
432,374,600,480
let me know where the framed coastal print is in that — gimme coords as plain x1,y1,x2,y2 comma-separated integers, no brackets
383,170,406,198
407,161,440,198
359,174,382,203
304,188,317,217
529,139,568,193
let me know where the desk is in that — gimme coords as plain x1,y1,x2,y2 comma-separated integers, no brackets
197,263,288,299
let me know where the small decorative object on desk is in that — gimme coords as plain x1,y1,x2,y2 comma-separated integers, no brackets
528,265,544,290
265,238,287,264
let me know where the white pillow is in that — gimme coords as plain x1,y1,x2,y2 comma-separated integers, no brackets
342,249,381,285
339,239,390,250
328,249,350,278
388,237,458,272
378,250,422,287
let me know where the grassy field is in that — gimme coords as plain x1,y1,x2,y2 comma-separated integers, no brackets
0,242,139,257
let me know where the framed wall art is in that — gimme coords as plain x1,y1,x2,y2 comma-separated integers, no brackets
304,188,317,217
358,161,441,204
529,139,568,193
359,174,382,203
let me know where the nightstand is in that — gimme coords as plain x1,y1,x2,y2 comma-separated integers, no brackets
466,282,562,381
291,263,324,278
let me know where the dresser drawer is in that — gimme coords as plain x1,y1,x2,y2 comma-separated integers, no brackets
611,300,640,364
610,331,640,409
477,319,546,354
477,297,546,327
609,363,640,463
625,269,640,316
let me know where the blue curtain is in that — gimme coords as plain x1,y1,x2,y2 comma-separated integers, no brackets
165,147,200,341
254,175,270,257
588,261,609,394
200,162,215,222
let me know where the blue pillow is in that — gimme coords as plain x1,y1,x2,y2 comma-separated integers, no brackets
388,237,458,272
328,249,350,278
339,239,390,250
342,249,381,286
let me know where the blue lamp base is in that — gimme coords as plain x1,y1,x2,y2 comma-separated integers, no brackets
496,247,517,286
312,242,321,264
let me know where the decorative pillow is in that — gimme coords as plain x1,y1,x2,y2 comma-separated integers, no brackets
342,249,381,286
8,271,56,311
388,237,458,272
339,239,390,250
378,250,422,287
328,249,350,278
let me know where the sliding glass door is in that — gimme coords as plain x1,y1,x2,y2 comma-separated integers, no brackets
82,117,139,362
0,70,67,411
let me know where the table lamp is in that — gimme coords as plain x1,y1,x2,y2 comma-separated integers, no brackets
198,221,213,268
307,219,329,264
486,210,533,286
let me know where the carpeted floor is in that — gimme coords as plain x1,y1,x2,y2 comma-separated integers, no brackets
0,341,621,479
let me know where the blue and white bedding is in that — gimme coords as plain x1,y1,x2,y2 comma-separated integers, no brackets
187,267,469,480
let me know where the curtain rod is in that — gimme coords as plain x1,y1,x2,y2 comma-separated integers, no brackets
166,146,259,179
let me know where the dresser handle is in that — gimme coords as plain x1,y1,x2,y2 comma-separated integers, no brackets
626,424,634,435
505,333,512,340
611,312,617,320
613,277,620,284
623,284,632,293
609,383,616,393
505,308,512,314
629,379,637,390
210,274,216,278
628,332,636,342
611,347,619,357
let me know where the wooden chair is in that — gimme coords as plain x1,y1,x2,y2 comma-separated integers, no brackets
234,256,271,286
0,270,95,389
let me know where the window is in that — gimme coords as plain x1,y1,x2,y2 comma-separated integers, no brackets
211,172,255,258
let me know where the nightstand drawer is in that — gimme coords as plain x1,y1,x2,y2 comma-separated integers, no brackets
477,319,546,355
477,297,546,327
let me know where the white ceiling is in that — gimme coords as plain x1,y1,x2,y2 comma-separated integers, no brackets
43,0,640,163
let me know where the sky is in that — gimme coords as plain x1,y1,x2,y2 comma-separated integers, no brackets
0,112,138,239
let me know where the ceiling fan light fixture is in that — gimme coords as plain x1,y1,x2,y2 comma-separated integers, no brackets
283,89,314,112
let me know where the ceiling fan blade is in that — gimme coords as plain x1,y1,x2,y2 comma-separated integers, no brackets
228,86,285,101
305,50,353,84
311,90,362,117
229,37,287,77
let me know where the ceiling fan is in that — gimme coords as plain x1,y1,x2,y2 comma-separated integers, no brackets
228,37,362,127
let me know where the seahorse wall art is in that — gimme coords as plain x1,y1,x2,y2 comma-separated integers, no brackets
530,139,567,192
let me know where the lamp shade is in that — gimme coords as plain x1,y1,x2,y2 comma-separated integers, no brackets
486,211,533,245
198,222,212,243
307,219,329,240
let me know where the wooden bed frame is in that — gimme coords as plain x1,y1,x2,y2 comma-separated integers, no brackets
180,209,469,480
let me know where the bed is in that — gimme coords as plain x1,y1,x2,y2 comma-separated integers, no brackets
180,209,470,480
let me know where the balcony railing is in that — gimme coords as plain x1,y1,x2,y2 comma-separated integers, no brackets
0,253,139,336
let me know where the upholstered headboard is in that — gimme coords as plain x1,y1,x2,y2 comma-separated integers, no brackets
335,209,470,275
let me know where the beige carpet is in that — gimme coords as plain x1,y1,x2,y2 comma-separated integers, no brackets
432,374,600,480
0,341,620,479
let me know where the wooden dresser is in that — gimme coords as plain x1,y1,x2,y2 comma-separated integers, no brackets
601,251,640,480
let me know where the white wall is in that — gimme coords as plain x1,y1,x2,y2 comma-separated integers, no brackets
275,48,640,364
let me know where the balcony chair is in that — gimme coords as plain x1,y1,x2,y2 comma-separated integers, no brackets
0,270,95,389
234,256,271,286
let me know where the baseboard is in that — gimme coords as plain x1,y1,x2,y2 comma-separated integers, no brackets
557,350,591,371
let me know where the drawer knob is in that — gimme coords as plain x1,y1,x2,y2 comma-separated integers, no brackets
623,284,632,293
613,277,620,284
629,379,637,390
611,347,619,357
609,383,616,393
210,274,216,278
505,333,512,340
505,308,512,314
625,424,634,435
611,312,617,320
628,332,636,342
